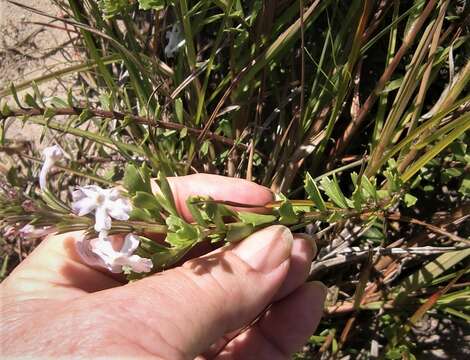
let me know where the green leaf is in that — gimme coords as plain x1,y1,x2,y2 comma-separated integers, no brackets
50,97,68,108
459,176,470,196
165,215,201,247
304,172,326,211
99,0,131,18
186,196,210,227
123,164,152,195
135,235,164,254
361,176,377,200
225,222,254,243
238,212,277,227
394,248,470,305
200,140,211,156
444,168,463,178
41,188,70,214
364,227,385,241
175,98,184,123
78,108,94,125
10,83,23,109
24,93,39,109
154,172,178,216
404,193,418,207
151,246,189,269
1,102,12,117
278,201,298,225
129,208,154,222
132,191,160,210
138,0,166,11
320,176,349,209
43,107,56,121
352,186,364,211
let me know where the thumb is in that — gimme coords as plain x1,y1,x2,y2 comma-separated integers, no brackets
111,225,293,359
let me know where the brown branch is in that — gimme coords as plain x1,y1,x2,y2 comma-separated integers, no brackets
386,212,470,244
0,107,248,150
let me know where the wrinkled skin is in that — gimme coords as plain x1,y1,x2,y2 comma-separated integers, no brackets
0,174,326,359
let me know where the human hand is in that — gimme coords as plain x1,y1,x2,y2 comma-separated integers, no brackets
0,174,326,359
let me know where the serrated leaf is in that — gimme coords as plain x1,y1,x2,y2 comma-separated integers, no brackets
123,164,152,195
304,172,326,211
138,0,166,11
238,211,277,227
225,222,254,242
165,215,201,247
361,176,377,200
129,207,154,222
352,186,363,211
154,171,178,216
133,191,160,210
186,196,209,227
99,0,131,18
320,176,349,209
135,235,164,254
278,201,298,225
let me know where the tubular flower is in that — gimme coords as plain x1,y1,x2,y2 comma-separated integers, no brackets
76,232,153,273
19,224,54,239
71,185,132,232
39,145,64,190
164,23,185,58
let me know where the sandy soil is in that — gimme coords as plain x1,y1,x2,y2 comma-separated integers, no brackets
0,0,78,144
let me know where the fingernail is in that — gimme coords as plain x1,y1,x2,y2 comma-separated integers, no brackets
293,233,317,257
233,225,293,273
308,281,328,306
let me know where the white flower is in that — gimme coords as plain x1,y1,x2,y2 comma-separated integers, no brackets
165,23,185,58
39,145,64,190
76,232,153,273
19,224,54,239
71,185,132,232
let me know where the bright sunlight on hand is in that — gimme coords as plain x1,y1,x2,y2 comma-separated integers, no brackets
0,174,326,359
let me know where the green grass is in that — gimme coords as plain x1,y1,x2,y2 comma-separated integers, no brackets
1,0,469,358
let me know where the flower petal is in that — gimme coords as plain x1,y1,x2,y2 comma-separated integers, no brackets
75,237,107,269
125,255,153,273
120,233,140,255
71,188,86,201
72,196,97,216
39,159,53,190
94,206,112,232
107,198,132,220
114,255,153,273
79,185,102,198
89,233,120,271
42,145,64,161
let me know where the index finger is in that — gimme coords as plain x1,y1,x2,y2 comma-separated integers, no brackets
165,174,274,222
